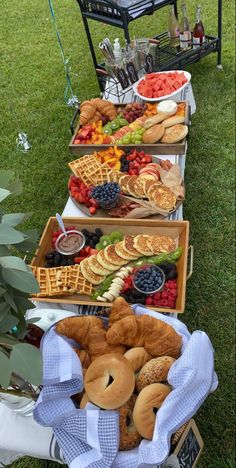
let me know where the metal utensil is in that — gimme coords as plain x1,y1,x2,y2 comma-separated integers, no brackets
56,213,67,237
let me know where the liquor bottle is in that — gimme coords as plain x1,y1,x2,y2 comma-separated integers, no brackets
193,5,205,49
168,5,180,48
179,2,191,50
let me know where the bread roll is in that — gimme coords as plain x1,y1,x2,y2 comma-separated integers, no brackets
133,383,171,439
136,356,176,392
161,124,188,144
84,353,135,409
124,347,151,373
143,124,165,144
118,395,141,451
162,115,185,128
143,112,169,129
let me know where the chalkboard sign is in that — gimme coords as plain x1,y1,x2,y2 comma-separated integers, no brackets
115,68,130,90
173,420,204,468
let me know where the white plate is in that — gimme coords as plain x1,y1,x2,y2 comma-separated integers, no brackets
133,70,191,102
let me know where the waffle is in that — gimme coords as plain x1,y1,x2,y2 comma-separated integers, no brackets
108,170,124,184
46,268,75,296
147,236,175,254
80,259,104,285
96,250,120,271
91,163,111,185
152,186,177,210
104,244,127,266
133,235,154,256
69,155,100,185
67,266,93,295
33,267,48,297
114,241,138,261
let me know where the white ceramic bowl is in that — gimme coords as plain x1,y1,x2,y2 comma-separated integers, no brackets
133,70,191,102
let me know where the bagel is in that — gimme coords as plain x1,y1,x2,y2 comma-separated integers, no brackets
136,356,176,392
80,392,90,409
124,347,151,374
118,395,142,451
133,383,171,439
84,353,135,409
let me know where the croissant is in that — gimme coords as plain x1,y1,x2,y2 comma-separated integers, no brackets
73,349,91,368
107,315,182,359
88,327,125,360
86,110,102,125
56,316,103,349
108,297,134,327
92,98,116,121
80,101,96,126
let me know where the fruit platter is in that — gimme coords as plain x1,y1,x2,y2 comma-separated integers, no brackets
31,217,192,314
69,97,190,155
68,149,184,218
133,70,191,101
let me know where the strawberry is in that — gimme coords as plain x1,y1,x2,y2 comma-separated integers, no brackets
89,206,97,215
74,257,84,264
90,198,100,208
76,193,85,204
89,248,98,255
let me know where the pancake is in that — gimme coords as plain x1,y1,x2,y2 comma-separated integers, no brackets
133,178,146,198
119,175,132,195
133,235,154,256
147,182,163,200
147,236,175,254
122,236,141,257
114,241,138,261
96,250,120,271
126,176,140,198
87,254,111,276
104,244,127,266
80,259,104,285
143,180,157,198
152,186,176,210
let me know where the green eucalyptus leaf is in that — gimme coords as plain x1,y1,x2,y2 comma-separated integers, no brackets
0,333,18,345
13,295,35,311
0,170,14,188
0,225,25,245
0,350,12,388
17,229,39,251
0,314,19,333
1,267,40,294
0,188,11,203
2,213,31,227
0,245,11,256
26,317,40,324
0,256,29,272
10,343,42,386
6,179,22,196
0,302,11,319
0,286,6,296
2,290,18,313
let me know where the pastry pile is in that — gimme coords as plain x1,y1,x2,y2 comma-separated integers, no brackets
56,297,182,448
69,154,177,211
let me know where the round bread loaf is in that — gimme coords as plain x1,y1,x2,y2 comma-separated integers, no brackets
136,356,176,392
118,395,142,451
143,124,165,144
133,383,171,439
84,353,135,409
124,347,151,373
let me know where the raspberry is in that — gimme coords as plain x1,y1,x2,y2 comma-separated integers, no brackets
146,297,153,306
154,292,161,301
161,299,168,306
161,291,169,299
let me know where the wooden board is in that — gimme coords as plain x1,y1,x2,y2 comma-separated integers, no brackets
31,217,189,314
69,101,190,156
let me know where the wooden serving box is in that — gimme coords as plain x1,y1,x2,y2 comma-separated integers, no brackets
31,218,190,314
69,101,190,156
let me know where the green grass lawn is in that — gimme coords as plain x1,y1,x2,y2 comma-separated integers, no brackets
0,0,235,466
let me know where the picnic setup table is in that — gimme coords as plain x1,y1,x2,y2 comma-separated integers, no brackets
0,1,221,467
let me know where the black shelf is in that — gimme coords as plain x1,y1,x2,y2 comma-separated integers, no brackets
75,0,222,92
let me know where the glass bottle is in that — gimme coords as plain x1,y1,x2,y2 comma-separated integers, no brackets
168,5,180,48
193,5,205,49
179,2,191,50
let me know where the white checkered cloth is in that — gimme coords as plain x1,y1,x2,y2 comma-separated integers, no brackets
33,306,218,468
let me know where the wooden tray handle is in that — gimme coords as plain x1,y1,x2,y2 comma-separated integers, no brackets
187,245,194,280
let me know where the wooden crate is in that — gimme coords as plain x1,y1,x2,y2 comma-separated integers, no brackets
31,217,190,314
69,102,190,156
